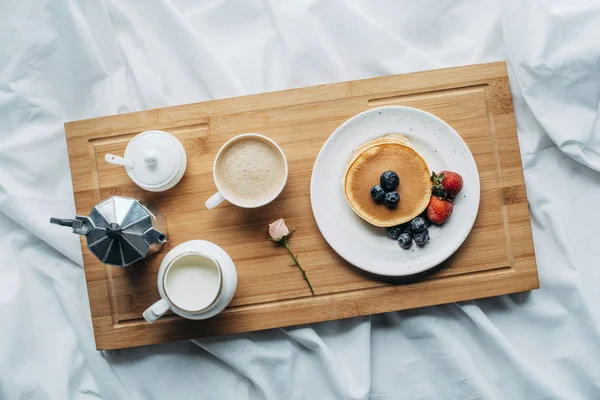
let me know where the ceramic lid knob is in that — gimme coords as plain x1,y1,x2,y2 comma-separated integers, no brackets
144,149,159,166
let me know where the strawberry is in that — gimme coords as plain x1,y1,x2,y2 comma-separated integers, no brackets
439,170,463,199
430,171,463,200
426,196,453,225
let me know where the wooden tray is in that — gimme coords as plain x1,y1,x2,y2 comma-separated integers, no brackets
64,62,539,350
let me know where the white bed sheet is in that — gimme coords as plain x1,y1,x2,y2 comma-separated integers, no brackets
1,0,600,398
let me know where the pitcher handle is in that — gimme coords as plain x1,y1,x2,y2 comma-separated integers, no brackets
142,298,170,324
205,191,225,209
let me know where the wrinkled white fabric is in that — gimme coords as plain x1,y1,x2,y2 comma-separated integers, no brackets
1,0,600,398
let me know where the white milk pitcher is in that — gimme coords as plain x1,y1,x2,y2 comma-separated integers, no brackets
143,240,237,323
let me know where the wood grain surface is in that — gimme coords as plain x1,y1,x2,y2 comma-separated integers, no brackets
64,62,539,350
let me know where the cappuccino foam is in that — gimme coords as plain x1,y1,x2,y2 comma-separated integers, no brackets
216,137,286,206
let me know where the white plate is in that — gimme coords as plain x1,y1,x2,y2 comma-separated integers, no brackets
310,106,480,277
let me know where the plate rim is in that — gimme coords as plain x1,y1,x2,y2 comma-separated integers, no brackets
310,105,481,277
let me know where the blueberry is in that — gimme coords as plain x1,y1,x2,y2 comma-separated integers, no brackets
410,217,427,233
380,171,400,191
414,229,430,246
383,191,399,208
398,232,413,249
400,222,413,235
370,185,386,202
386,225,403,240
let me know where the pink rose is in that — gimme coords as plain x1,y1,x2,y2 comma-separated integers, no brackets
268,218,290,241
267,218,314,295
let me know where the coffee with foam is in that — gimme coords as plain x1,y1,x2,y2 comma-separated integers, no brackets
215,137,286,207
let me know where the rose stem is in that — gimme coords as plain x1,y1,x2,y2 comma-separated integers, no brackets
283,242,315,296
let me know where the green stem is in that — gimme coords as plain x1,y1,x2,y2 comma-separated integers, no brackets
283,241,315,296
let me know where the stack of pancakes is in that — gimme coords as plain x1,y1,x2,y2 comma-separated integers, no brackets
343,134,431,227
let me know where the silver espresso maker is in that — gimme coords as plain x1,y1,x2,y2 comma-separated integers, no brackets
50,196,167,267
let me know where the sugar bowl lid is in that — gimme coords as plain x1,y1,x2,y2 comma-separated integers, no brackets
123,130,186,190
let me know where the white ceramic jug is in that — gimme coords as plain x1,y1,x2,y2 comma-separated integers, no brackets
143,240,237,323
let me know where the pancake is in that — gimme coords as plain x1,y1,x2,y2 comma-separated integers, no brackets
344,135,431,227
346,134,412,166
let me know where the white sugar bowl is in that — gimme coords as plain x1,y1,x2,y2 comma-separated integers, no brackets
105,130,187,192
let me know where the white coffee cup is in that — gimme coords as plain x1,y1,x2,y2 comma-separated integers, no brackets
143,240,237,323
205,133,288,209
